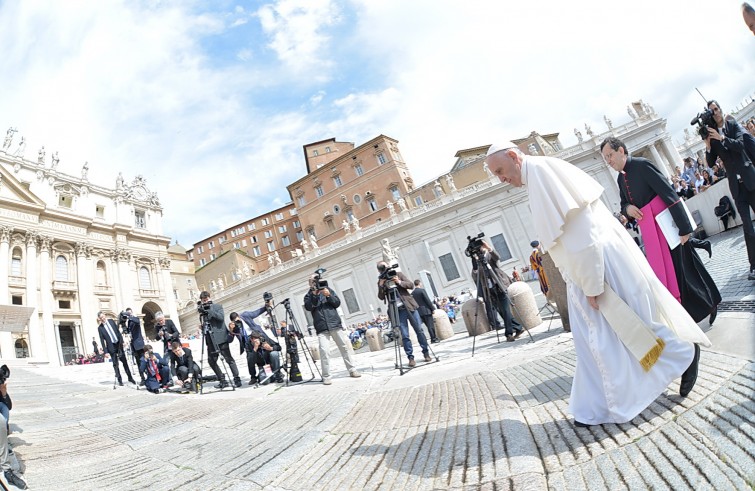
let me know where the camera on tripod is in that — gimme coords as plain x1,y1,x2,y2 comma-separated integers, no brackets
263,291,273,303
464,232,485,257
690,108,716,140
312,268,329,290
197,300,212,315
378,262,399,287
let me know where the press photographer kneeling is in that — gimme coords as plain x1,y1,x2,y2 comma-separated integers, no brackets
169,341,201,392
247,330,284,385
140,344,171,394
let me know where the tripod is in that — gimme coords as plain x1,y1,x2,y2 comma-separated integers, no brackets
470,250,534,357
119,329,141,391
384,282,439,376
197,310,235,394
266,299,320,387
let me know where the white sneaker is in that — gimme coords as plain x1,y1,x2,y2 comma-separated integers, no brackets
349,371,362,378
322,377,332,385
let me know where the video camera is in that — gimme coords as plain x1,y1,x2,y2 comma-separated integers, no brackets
263,291,273,303
312,268,328,290
690,108,716,140
378,262,400,290
464,232,485,257
0,364,10,385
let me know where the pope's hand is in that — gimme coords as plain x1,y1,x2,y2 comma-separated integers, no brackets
586,296,599,310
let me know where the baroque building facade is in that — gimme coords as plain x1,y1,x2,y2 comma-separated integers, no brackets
0,132,178,365
178,101,686,334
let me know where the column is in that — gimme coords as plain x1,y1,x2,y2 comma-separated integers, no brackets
25,232,42,361
39,236,59,365
660,137,684,173
53,320,63,365
158,257,181,331
647,144,671,179
117,249,135,310
0,227,15,359
75,242,98,345
110,249,123,310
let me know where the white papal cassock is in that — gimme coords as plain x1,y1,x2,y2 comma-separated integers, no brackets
520,155,711,425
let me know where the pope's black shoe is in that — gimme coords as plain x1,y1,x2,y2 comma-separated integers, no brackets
680,344,700,397
574,420,592,428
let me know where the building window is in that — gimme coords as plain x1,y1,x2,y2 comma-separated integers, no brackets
278,225,287,233
281,236,290,247
58,300,71,309
219,237,226,244
315,186,324,198
327,221,335,232
11,247,22,276
333,175,342,187
390,185,400,201
298,196,306,207
199,258,206,266
296,231,304,242
313,149,319,156
368,198,378,212
415,196,423,206
261,218,270,226
58,195,72,208
233,243,241,249
353,194,361,204
333,204,341,214
275,212,285,220
251,236,258,243
264,230,273,238
490,234,513,262
134,210,146,229
208,240,215,249
95,261,107,285
197,245,204,254
439,253,460,281
267,241,275,252
377,153,387,165
293,220,300,228
248,223,256,231
354,164,364,177
209,253,216,261
95,205,105,218
346,208,354,221
139,266,152,289
11,295,22,306
290,208,297,215
325,146,331,153
342,288,360,314
252,246,261,257
241,239,247,246
55,255,69,281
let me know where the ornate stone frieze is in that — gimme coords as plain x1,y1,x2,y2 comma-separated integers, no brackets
25,231,38,247
0,226,11,243
158,257,170,269
38,235,53,252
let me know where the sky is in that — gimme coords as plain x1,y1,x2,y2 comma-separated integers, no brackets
0,0,752,247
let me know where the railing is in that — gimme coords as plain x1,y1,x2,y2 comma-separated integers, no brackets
8,275,25,286
139,288,160,298
93,284,113,294
52,280,77,292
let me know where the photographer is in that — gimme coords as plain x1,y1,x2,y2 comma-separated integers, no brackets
376,261,431,367
703,100,755,280
169,341,201,392
229,305,283,384
154,311,180,355
121,308,147,385
470,241,523,342
139,344,171,394
198,291,242,388
0,375,26,490
246,330,284,385
304,273,361,384
97,312,136,386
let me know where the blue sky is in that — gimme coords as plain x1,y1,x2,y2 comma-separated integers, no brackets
0,0,752,247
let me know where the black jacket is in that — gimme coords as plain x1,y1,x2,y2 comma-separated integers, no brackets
411,287,436,316
156,319,180,351
706,119,755,199
304,289,342,334
98,319,124,355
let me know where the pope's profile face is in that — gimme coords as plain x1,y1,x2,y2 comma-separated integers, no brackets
486,150,523,187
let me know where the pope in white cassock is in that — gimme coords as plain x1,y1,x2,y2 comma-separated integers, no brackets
485,142,711,427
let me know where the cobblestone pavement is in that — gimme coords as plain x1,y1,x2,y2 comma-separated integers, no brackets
3,230,754,490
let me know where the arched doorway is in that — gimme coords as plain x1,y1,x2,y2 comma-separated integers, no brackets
14,339,29,358
141,301,163,339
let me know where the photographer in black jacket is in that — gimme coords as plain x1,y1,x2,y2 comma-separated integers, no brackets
198,291,242,388
304,273,360,385
169,342,201,392
0,372,27,489
154,311,180,355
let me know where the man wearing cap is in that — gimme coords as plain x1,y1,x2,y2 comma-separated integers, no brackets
485,142,710,427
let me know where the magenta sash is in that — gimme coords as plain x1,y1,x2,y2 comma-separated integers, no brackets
638,196,681,302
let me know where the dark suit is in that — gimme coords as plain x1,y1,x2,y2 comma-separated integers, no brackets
156,319,181,354
98,319,134,384
472,249,521,337
707,118,755,270
139,352,170,392
201,302,240,384
124,315,146,381
169,346,200,383
234,307,281,380
411,287,438,342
